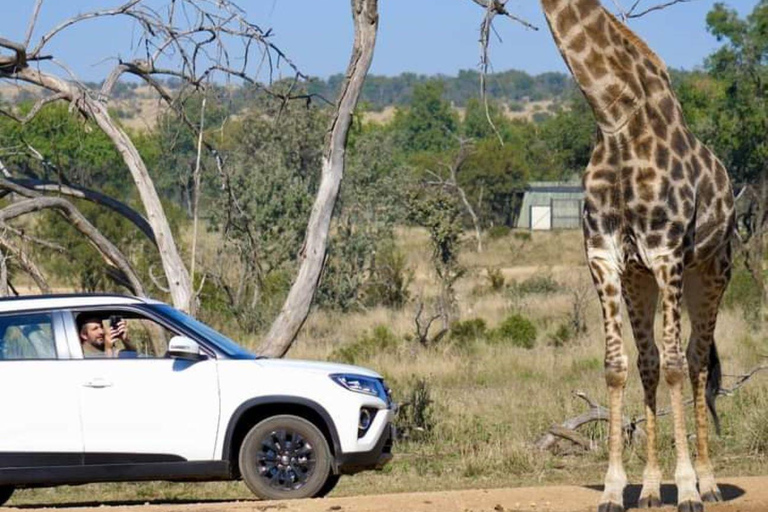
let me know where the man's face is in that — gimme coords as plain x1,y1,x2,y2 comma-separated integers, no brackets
80,321,105,348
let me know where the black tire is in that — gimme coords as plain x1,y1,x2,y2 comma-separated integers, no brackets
316,474,341,498
0,486,13,506
239,415,332,500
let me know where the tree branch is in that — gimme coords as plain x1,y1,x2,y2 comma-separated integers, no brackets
0,188,145,297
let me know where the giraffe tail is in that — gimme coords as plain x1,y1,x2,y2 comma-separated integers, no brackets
706,342,722,436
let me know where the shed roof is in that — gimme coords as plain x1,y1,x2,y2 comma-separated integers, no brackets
527,181,583,194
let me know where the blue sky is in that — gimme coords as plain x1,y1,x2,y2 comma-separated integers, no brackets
0,1,757,83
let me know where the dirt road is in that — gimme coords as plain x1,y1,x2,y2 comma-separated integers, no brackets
6,476,768,512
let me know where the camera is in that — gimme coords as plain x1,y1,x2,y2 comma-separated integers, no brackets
109,315,123,328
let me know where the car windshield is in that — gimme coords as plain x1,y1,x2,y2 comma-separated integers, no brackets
149,304,259,359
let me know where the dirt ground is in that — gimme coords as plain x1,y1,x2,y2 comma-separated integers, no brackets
5,476,768,512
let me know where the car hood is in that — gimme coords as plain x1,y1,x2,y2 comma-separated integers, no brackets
254,358,382,379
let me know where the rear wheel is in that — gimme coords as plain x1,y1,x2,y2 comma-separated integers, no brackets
239,415,332,500
0,486,13,506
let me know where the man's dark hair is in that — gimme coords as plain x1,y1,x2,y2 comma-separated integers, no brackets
77,315,104,337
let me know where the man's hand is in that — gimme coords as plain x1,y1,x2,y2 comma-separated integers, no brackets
106,320,128,355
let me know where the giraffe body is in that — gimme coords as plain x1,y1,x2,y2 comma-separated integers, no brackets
540,1,735,511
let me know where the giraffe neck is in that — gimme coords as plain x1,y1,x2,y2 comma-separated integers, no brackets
540,0,678,135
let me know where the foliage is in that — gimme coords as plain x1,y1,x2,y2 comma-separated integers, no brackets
394,376,436,441
363,241,413,309
509,274,561,295
450,318,488,342
492,313,537,349
392,81,458,154
406,187,465,322
331,325,401,365
549,322,575,347
486,268,505,291
304,69,573,109
723,268,763,328
317,126,409,311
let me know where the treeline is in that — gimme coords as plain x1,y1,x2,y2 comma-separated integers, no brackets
306,69,574,109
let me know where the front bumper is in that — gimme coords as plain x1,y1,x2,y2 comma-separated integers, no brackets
335,423,394,475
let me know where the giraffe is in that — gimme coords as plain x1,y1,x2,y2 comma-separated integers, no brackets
539,1,735,511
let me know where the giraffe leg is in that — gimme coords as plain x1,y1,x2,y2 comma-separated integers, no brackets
684,254,730,504
653,257,702,512
623,264,661,509
589,255,628,512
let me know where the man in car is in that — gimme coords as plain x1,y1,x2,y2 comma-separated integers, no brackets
78,315,136,358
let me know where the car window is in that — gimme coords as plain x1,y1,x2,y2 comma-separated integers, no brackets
75,311,177,359
0,312,57,360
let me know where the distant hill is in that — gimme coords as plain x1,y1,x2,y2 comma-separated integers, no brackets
0,69,576,130
306,69,575,110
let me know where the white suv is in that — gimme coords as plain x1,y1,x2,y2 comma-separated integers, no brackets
0,294,394,504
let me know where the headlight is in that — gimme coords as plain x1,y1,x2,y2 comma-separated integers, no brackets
330,374,388,403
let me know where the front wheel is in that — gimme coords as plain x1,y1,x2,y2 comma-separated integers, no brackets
239,415,332,500
0,486,13,506
316,474,341,497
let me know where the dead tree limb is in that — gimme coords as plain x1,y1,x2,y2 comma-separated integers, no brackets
414,300,448,347
0,188,145,297
0,237,50,294
537,362,768,452
258,0,380,358
3,178,156,246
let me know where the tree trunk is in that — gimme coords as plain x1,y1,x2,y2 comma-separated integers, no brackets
258,0,379,357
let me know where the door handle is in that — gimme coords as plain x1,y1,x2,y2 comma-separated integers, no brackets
83,378,113,389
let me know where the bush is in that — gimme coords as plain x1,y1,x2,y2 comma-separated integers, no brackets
549,322,574,347
512,231,532,242
723,269,763,328
487,225,511,240
492,313,537,349
331,325,400,364
486,267,505,291
509,274,560,295
450,318,488,342
395,377,435,441
364,242,413,309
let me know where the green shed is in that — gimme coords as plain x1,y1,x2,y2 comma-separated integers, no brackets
516,181,584,230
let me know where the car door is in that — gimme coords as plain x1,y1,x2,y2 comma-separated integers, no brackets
0,311,83,468
66,310,221,463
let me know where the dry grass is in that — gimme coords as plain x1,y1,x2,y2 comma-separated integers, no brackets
10,228,768,506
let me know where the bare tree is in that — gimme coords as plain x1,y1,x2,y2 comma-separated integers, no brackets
257,0,380,358
425,138,484,252
0,0,306,314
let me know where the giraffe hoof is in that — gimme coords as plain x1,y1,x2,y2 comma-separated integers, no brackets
701,489,723,503
598,502,624,512
637,495,662,508
678,500,704,512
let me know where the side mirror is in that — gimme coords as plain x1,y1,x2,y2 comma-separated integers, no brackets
167,336,206,361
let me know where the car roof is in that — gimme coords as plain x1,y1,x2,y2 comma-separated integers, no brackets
0,294,165,314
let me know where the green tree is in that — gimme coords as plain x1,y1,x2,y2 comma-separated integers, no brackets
701,0,768,315
393,81,458,153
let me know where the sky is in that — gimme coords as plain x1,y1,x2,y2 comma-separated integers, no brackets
0,0,758,84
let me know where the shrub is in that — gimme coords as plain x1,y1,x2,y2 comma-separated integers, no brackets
723,269,763,328
331,325,400,364
510,274,560,295
487,225,511,240
395,377,435,441
364,242,413,309
486,267,505,291
492,313,537,349
512,231,532,242
549,322,574,347
450,318,488,342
